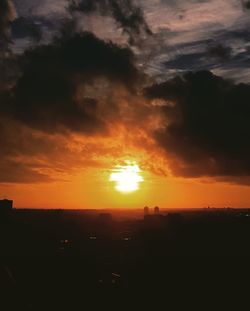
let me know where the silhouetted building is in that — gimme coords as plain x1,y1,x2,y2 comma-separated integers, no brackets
0,199,13,220
0,199,13,212
154,206,160,215
144,206,149,217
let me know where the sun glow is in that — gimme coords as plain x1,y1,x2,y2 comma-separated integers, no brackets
109,163,144,193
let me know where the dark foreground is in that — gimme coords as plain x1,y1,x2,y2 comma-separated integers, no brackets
1,208,250,309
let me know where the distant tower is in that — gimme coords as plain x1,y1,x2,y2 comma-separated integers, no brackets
0,199,13,211
144,206,149,216
154,206,160,215
0,199,13,220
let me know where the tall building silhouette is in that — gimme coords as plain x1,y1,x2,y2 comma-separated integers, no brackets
0,199,13,220
154,206,160,215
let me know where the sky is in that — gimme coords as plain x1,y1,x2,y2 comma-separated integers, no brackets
1,0,250,209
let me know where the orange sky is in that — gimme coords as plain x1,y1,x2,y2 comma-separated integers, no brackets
1,97,250,210
1,167,250,210
1,113,250,210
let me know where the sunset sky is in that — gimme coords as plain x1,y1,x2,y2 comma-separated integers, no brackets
1,0,250,209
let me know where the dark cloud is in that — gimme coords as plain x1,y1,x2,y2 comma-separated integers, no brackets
0,0,11,46
162,43,232,75
0,29,141,182
2,32,139,133
163,52,207,71
145,71,250,184
0,2,144,186
68,0,152,45
11,16,42,42
0,1,19,92
0,158,53,183
241,0,250,10
207,43,232,61
0,0,16,48
158,28,250,83
0,54,19,91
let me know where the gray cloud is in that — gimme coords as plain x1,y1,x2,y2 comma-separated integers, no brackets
4,32,139,133
0,0,17,51
68,0,152,45
241,0,250,10
145,70,250,184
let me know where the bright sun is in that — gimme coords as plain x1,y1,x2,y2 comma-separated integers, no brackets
109,163,144,193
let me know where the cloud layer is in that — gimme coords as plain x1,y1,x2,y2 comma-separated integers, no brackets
145,71,250,183
0,6,143,183
1,0,250,187
69,0,152,45
0,0,16,47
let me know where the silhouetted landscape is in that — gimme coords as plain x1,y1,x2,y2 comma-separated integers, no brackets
1,204,250,309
